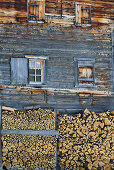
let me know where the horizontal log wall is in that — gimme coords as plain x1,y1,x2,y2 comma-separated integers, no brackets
0,23,113,110
0,0,113,28
0,86,114,110
0,24,112,89
0,0,27,23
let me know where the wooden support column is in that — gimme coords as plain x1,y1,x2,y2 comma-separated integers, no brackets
54,109,58,130
44,91,47,103
0,106,2,170
54,109,59,170
61,0,62,17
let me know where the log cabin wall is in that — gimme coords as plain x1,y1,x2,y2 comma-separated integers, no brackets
0,0,27,23
0,0,113,29
0,23,113,110
0,23,113,90
0,0,113,110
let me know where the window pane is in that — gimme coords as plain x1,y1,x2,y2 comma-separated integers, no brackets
29,61,35,68
36,76,41,82
36,69,41,75
78,67,93,78
36,62,41,69
29,69,35,75
29,76,35,82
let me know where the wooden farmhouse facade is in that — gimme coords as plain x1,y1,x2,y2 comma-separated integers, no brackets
0,0,114,111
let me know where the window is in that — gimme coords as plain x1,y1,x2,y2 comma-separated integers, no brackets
75,60,94,86
29,60,44,84
75,2,91,25
78,66,93,85
11,56,48,86
28,0,45,22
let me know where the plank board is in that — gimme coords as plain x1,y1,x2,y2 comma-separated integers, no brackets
1,130,59,136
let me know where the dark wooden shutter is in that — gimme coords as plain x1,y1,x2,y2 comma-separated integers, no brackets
11,58,28,85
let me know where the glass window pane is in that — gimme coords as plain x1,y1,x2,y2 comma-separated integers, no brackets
36,62,41,69
29,69,35,75
36,76,41,82
29,76,35,82
78,67,93,78
36,69,41,75
29,61,35,68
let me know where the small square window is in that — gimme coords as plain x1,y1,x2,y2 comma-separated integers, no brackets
29,60,44,84
75,2,91,25
78,66,93,79
77,60,94,86
28,0,45,22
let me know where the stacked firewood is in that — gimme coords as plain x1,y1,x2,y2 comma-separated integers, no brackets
58,109,114,170
2,108,55,130
2,135,57,169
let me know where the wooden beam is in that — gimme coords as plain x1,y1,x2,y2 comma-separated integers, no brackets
55,140,58,170
2,106,16,112
54,109,58,130
1,130,59,136
61,0,62,17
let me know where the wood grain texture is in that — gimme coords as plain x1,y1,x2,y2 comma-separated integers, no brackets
0,0,113,28
0,21,113,110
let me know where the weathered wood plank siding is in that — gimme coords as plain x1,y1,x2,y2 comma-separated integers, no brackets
0,0,113,28
0,24,113,90
0,0,27,23
0,23,113,110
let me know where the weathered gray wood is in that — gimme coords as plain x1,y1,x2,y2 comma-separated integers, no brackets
0,23,113,110
74,59,78,86
55,143,58,170
0,106,2,169
1,130,59,136
11,58,28,85
54,109,57,130
112,31,114,91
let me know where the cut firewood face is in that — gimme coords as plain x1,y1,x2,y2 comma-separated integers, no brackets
58,109,114,170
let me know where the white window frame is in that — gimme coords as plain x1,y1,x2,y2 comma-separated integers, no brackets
25,56,48,85
29,60,43,85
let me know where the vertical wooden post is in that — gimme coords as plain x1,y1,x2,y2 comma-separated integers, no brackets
54,109,59,169
0,106,2,170
61,0,62,18
43,0,45,20
54,109,58,131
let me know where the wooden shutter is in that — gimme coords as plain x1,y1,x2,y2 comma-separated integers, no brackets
42,60,47,84
29,0,44,21
76,3,91,24
11,58,28,85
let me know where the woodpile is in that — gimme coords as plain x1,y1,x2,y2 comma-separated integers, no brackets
58,109,114,170
2,135,57,169
2,108,55,130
